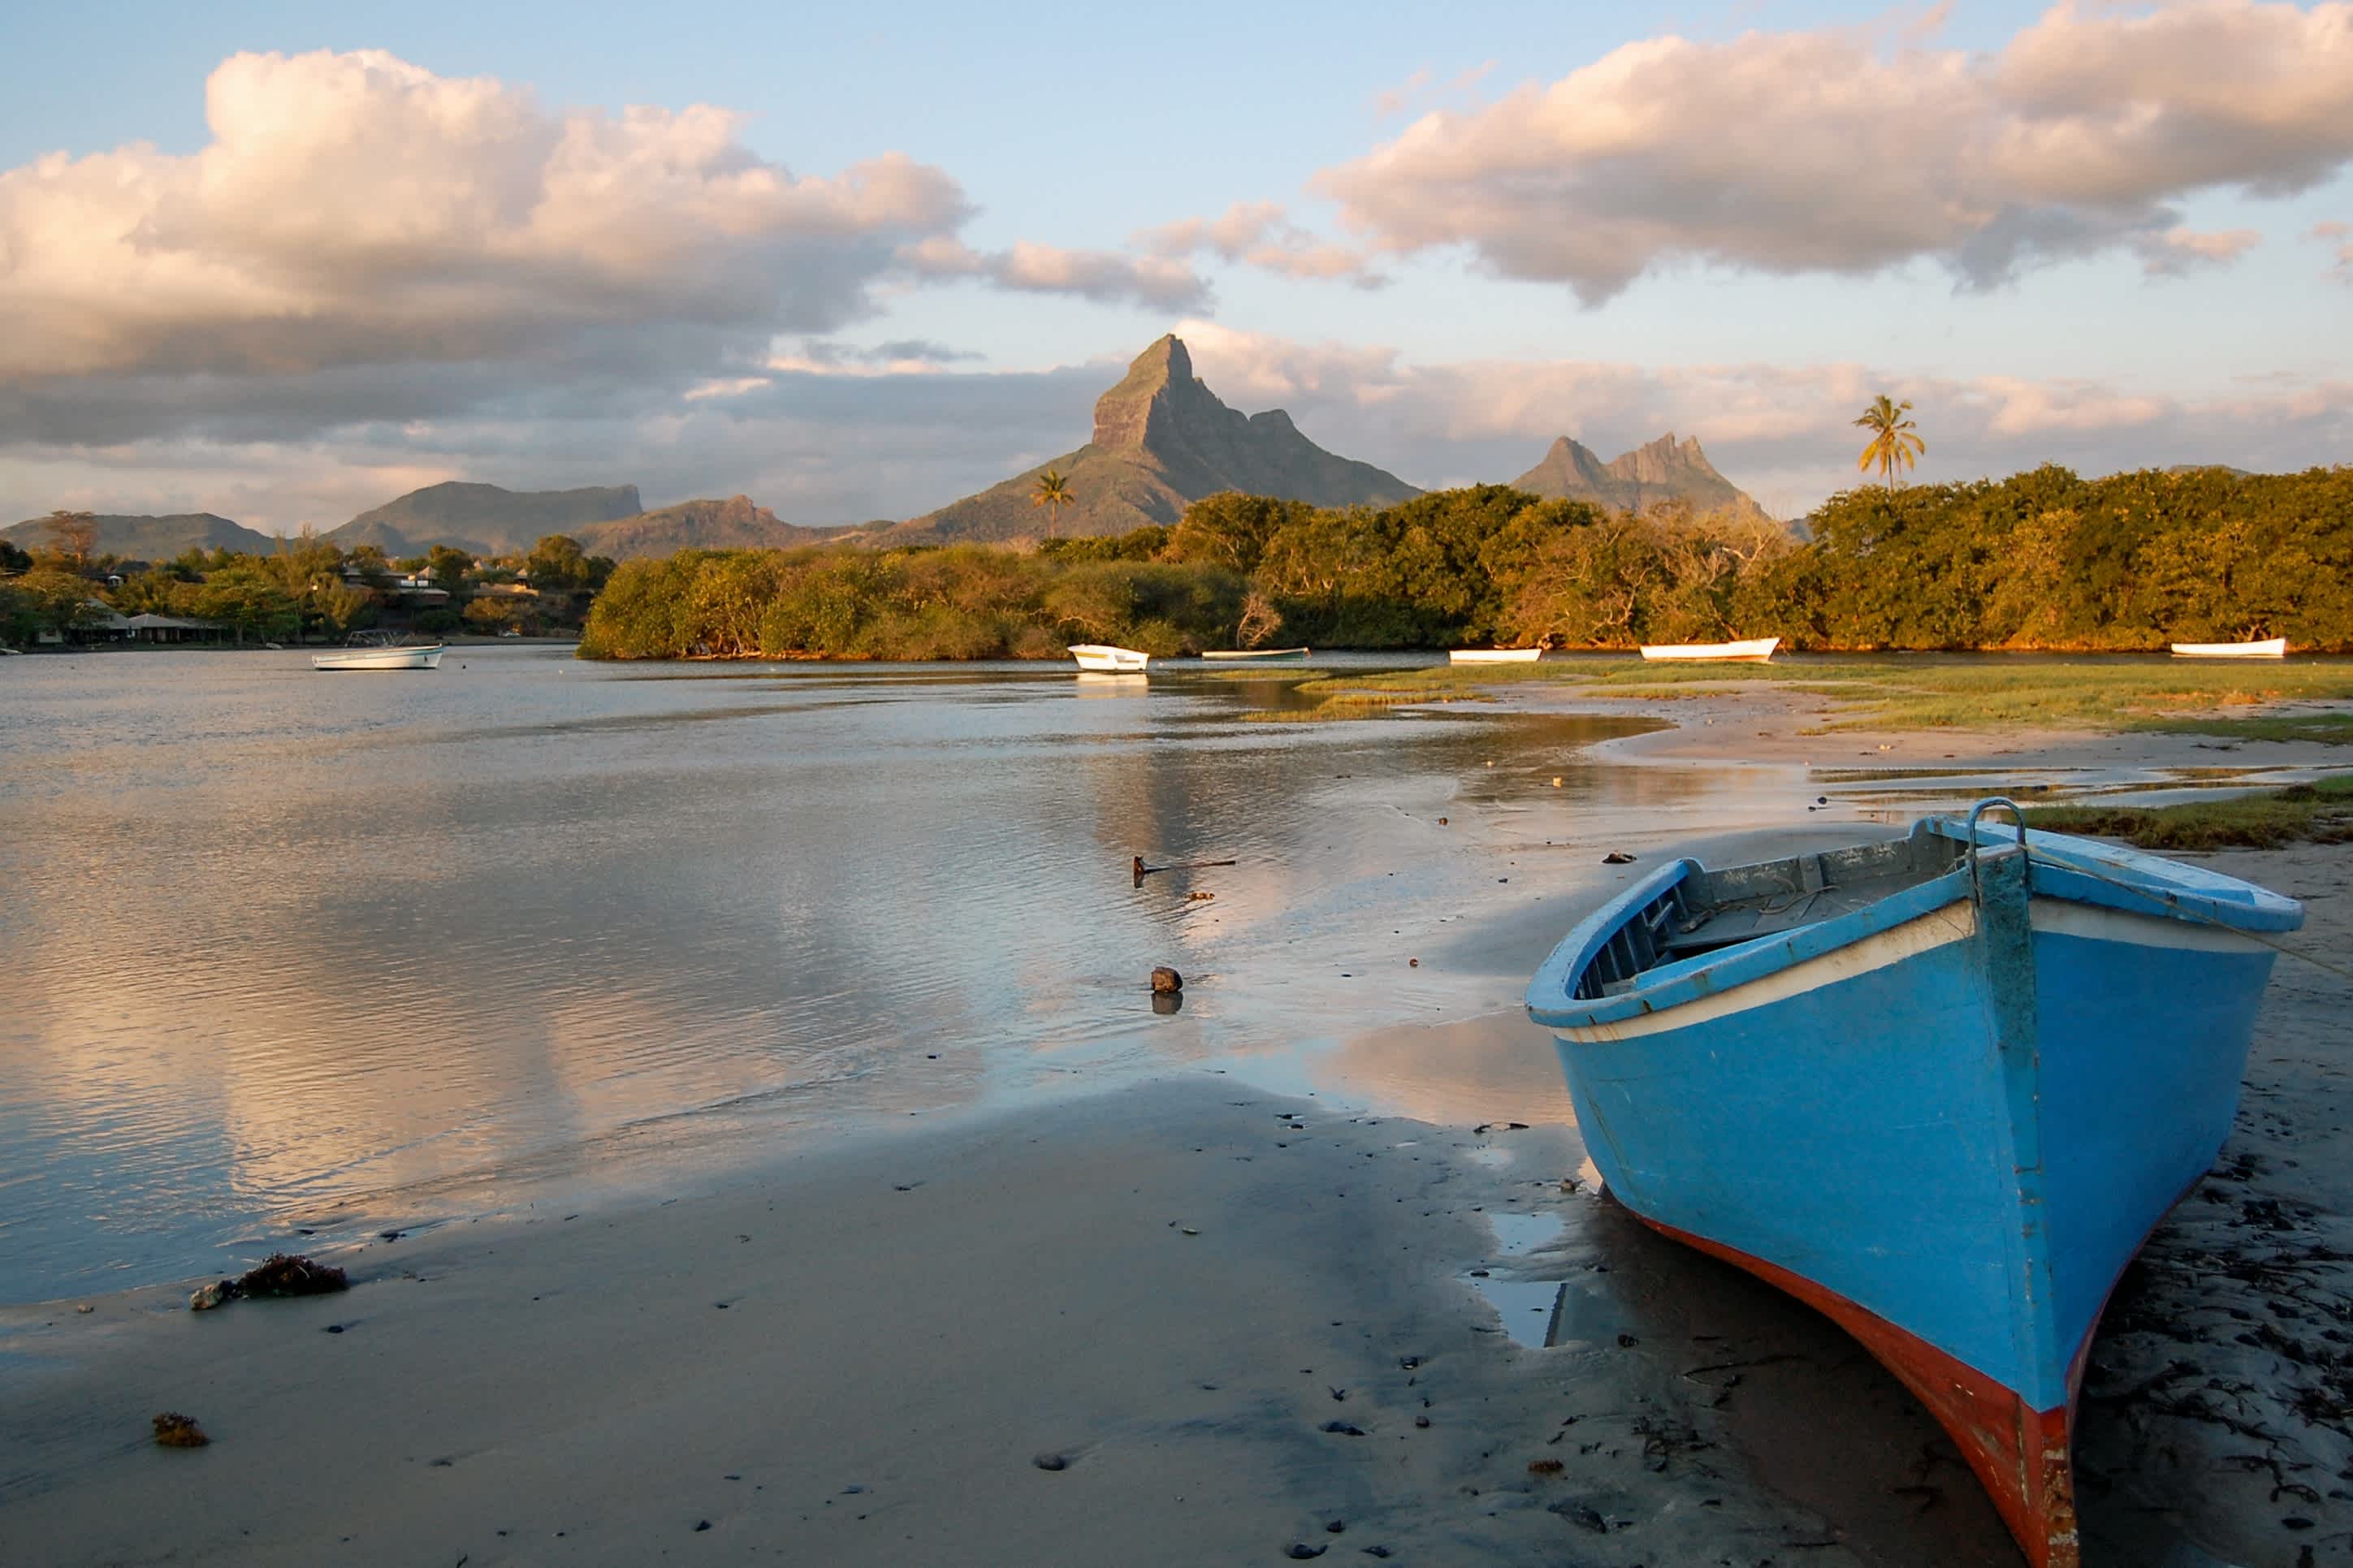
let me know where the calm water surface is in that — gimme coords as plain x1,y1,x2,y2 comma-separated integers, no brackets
0,648,1841,1302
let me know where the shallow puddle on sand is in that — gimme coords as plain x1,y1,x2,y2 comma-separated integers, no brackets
1486,1211,1564,1255
1468,1209,1572,1347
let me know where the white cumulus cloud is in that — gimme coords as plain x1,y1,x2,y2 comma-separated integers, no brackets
1315,1,2353,301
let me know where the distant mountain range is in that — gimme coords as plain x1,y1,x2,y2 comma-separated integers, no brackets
326,482,646,558
878,335,1421,543
1512,434,1769,521
11,340,1783,560
0,512,278,559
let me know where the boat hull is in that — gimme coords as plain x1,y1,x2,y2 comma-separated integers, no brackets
1447,647,1542,663
1067,644,1149,672
311,645,446,670
1200,646,1308,662
2168,637,2286,659
1528,825,2297,1568
1637,636,1780,662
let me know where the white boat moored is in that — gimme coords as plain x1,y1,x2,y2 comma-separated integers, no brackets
1447,647,1542,664
312,642,447,672
2169,637,2286,659
1638,637,1780,663
1068,644,1150,673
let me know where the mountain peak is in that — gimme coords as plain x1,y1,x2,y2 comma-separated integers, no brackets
1093,334,1208,451
895,336,1418,542
1513,431,1766,521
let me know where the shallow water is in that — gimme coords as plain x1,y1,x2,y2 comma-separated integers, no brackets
0,648,1783,1302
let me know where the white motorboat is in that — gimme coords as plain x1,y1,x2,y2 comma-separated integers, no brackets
1200,646,1309,662
1447,647,1542,664
1638,637,1780,663
2169,637,2286,659
313,641,447,672
1068,644,1149,673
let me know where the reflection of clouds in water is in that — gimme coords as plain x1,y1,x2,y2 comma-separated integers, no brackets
1,655,1728,1301
1312,1010,1579,1129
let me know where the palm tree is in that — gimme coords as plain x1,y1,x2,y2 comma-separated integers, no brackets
1853,396,1924,490
1031,469,1074,533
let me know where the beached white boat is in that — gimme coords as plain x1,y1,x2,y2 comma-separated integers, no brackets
2169,637,2286,659
1068,644,1149,673
1200,646,1309,662
1448,647,1542,664
1639,637,1780,663
312,641,447,672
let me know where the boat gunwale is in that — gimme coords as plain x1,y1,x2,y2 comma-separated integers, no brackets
1526,819,2303,1031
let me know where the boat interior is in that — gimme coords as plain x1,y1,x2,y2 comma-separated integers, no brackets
1577,828,1973,1000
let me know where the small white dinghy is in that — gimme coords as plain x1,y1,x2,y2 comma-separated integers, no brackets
312,641,447,671
1448,647,1542,664
1200,646,1309,662
1638,637,1780,663
1068,644,1150,673
2169,637,2286,659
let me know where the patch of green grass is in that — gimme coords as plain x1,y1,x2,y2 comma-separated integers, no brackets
2022,775,2353,849
2131,712,2353,745
1286,655,2353,732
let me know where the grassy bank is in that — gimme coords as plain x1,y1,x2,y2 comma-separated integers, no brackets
1277,655,2353,732
2022,775,2353,849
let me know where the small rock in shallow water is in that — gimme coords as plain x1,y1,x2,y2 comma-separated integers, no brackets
152,1412,209,1447
694,1520,711,1532
1285,1546,1327,1560
1321,1421,1365,1436
188,1281,235,1311
1151,966,1183,994
1602,851,1637,865
1032,1454,1069,1471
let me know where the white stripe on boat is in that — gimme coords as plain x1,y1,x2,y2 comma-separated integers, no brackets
2026,899,2269,953
1559,901,1977,1042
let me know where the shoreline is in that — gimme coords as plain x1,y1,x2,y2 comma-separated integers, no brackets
2,693,2346,1566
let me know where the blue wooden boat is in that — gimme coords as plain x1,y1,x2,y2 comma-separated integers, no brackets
1524,802,2302,1568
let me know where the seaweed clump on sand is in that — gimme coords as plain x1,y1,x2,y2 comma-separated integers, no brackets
152,1412,210,1447
188,1253,348,1311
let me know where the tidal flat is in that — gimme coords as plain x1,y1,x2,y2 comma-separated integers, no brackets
0,648,2346,1565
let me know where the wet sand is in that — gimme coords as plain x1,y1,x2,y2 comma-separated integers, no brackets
2,712,2347,1566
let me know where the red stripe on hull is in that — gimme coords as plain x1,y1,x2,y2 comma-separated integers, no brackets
1642,1215,2082,1568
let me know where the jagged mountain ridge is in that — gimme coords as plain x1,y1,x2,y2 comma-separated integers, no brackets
1512,434,1769,521
883,336,1420,543
1,512,278,560
573,496,849,560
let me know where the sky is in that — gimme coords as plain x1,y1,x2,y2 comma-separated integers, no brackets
2,0,2350,531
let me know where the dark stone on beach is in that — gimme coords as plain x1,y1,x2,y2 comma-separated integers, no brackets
1032,1454,1069,1471
694,1519,712,1531
1326,1519,1345,1532
1286,1546,1327,1560
324,1324,344,1333
1548,1500,1608,1532
380,1229,404,1242
1602,851,1636,865
1398,1355,1421,1369
1152,966,1183,994
1415,1415,1430,1428
1617,1333,1638,1348
1321,1421,1365,1436
1362,1549,1391,1559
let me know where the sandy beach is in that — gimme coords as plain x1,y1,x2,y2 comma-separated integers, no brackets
2,703,2347,1568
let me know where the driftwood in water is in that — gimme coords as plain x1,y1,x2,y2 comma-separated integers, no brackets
1132,855,1239,887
